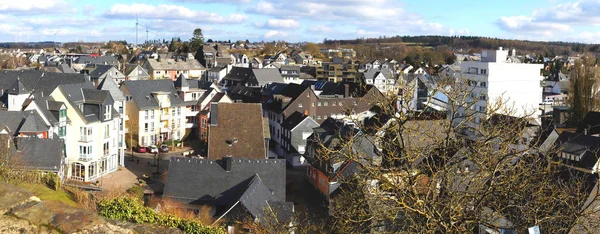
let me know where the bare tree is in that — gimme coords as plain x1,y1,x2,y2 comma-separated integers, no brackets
568,55,600,124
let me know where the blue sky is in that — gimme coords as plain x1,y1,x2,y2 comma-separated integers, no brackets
1,0,600,43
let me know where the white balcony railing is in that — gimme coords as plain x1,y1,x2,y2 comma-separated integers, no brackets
79,155,93,161
79,135,93,142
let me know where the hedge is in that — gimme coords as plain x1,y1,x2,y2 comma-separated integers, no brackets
97,197,225,234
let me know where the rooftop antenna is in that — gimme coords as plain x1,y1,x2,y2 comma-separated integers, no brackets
145,24,149,46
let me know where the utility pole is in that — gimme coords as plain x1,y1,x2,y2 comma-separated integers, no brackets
135,14,139,46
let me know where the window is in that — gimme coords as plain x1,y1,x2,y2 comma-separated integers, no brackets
103,142,110,156
144,110,149,120
80,127,92,141
318,102,322,106
59,109,66,118
317,115,322,120
79,145,92,160
202,118,207,128
324,102,328,106
104,124,110,138
480,82,487,87
177,107,181,116
104,105,111,120
150,122,155,132
332,102,337,106
144,123,149,132
298,103,303,108
312,103,315,107
338,102,343,106
59,126,66,137
480,69,487,75
192,93,198,100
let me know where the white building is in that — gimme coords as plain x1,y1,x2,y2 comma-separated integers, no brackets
454,47,543,130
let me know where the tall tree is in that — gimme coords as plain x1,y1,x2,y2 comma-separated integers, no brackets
189,28,204,53
568,55,600,124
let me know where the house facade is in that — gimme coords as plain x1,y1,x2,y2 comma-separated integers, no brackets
143,58,206,80
121,80,187,147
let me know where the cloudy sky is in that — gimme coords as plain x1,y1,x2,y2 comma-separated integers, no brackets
1,0,600,43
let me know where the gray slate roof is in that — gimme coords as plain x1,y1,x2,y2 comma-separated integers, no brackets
0,70,88,101
0,110,26,135
252,68,283,85
122,80,185,110
98,77,125,101
163,157,286,206
15,137,63,172
7,78,29,95
19,111,49,132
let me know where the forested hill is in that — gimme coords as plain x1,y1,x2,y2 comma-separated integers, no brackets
323,35,600,56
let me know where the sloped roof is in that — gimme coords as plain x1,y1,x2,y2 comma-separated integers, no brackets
163,157,286,205
282,111,308,129
98,77,126,101
208,103,266,160
7,78,30,95
88,65,116,78
15,137,63,172
174,74,189,88
0,110,26,135
252,68,283,85
19,111,49,132
122,80,186,110
146,58,205,70
0,70,87,100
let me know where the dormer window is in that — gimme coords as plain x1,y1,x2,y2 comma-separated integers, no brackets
104,105,111,120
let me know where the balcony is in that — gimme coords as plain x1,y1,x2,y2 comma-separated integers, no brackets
161,127,171,133
79,155,93,162
160,115,170,121
185,122,198,128
79,135,93,142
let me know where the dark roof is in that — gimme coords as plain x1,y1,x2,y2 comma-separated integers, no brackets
577,112,600,135
208,103,266,160
227,86,262,103
88,65,116,78
58,82,118,123
7,78,29,95
222,67,252,82
15,137,63,172
19,111,49,132
0,110,26,135
282,111,307,129
163,157,286,206
122,80,185,110
98,77,126,101
558,132,600,156
0,70,88,101
252,68,283,85
173,74,190,88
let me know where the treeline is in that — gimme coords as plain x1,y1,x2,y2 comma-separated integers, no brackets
324,35,600,56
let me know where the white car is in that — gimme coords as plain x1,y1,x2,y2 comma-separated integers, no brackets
146,145,159,153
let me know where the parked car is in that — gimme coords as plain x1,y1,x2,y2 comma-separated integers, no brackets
147,145,159,153
159,144,169,153
136,145,147,153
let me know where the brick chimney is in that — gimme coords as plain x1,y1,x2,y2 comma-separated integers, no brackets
222,156,232,172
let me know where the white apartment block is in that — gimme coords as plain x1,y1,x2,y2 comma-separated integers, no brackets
454,47,543,130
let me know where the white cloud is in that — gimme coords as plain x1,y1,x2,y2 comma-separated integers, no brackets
247,0,404,21
0,0,73,13
496,16,572,36
104,3,247,24
264,30,288,38
257,19,300,29
307,25,334,34
171,0,251,3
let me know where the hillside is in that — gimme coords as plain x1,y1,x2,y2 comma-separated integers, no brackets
324,35,600,61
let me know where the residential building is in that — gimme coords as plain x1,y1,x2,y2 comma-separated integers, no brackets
453,47,544,133
50,83,120,182
280,65,301,84
196,88,232,142
121,80,187,147
163,157,293,233
316,58,358,82
143,58,206,80
304,118,379,203
88,65,126,86
97,77,127,166
263,81,384,158
173,74,213,137
280,111,319,166
207,103,268,160
123,64,151,81
206,66,229,83
360,68,396,95
220,67,283,88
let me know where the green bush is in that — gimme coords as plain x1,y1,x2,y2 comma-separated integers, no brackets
42,173,60,190
97,197,225,234
126,185,144,200
162,139,181,146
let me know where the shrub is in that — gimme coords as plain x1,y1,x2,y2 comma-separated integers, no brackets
126,137,138,149
126,185,144,200
42,173,61,190
97,197,225,234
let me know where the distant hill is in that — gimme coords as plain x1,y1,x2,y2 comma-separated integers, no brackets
324,35,600,57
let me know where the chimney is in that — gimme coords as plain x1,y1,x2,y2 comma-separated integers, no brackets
344,84,350,98
222,156,232,172
310,84,315,91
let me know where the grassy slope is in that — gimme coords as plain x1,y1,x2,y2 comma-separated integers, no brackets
16,183,77,207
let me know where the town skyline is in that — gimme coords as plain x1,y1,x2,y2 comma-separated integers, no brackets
3,0,600,44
